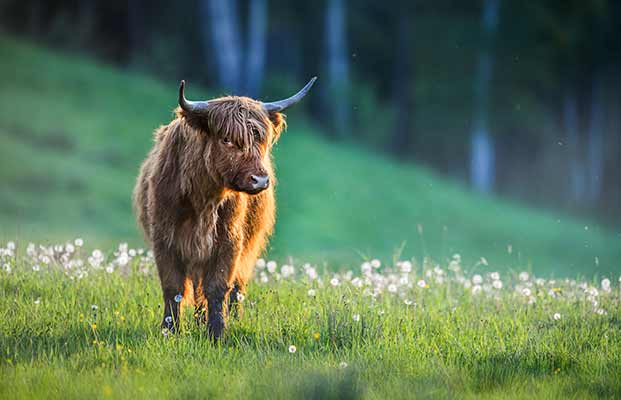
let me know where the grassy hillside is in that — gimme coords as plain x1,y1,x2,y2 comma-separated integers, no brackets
0,36,619,275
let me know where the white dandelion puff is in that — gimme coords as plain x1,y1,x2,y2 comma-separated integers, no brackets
601,278,611,293
519,272,530,282
307,289,316,297
352,314,361,322
417,279,427,288
288,345,297,353
553,313,561,321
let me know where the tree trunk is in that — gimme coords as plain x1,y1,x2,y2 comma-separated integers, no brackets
201,0,243,93
391,14,415,157
245,0,267,97
324,0,349,138
470,0,499,193
586,74,604,206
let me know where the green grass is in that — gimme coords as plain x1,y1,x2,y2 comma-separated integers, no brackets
0,35,620,276
1,248,620,399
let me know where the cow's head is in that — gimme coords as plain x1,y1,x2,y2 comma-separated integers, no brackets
178,78,316,195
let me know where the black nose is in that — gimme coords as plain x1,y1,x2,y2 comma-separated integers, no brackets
250,174,269,190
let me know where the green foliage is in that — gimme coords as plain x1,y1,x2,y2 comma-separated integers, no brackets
0,36,620,276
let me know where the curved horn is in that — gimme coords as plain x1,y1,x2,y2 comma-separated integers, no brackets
262,77,317,113
178,80,211,114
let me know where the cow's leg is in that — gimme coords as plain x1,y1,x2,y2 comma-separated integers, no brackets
203,251,237,340
204,270,234,340
192,274,207,326
228,280,246,319
154,244,186,335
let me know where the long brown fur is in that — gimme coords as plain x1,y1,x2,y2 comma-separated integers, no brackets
133,96,286,339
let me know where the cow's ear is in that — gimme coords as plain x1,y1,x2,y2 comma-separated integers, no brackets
269,112,287,142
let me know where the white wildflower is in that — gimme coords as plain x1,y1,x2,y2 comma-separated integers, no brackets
266,261,277,273
601,278,611,293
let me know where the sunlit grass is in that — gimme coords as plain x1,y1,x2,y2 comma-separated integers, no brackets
1,240,620,399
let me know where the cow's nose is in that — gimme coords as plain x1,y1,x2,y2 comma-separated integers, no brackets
250,174,269,190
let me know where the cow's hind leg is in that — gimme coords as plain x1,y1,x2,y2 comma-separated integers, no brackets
228,281,245,319
154,245,186,335
192,275,207,326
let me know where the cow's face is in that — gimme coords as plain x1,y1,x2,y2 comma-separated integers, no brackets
200,98,285,195
177,78,314,195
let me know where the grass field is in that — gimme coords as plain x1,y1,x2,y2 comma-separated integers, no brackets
0,36,620,275
1,37,621,399
1,240,620,399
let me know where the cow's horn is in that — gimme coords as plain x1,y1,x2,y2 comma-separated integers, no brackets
178,80,211,114
262,77,317,113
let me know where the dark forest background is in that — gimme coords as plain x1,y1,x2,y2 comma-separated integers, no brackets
2,0,620,224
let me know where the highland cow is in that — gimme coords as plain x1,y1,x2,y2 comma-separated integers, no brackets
134,78,316,339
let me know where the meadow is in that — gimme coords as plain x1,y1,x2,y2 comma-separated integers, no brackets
1,37,621,399
1,240,620,399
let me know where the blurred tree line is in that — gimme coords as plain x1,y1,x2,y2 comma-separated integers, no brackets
2,0,620,223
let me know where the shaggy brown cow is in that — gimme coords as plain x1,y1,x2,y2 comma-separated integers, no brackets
134,78,316,339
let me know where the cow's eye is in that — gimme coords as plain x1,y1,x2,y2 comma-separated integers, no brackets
222,138,233,146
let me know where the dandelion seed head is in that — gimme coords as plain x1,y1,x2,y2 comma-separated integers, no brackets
519,272,530,282
417,279,426,288
288,345,297,353
472,274,483,285
266,261,277,273
352,314,361,322
553,313,561,321
339,362,348,369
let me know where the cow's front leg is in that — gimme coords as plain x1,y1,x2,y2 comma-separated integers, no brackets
154,243,186,335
